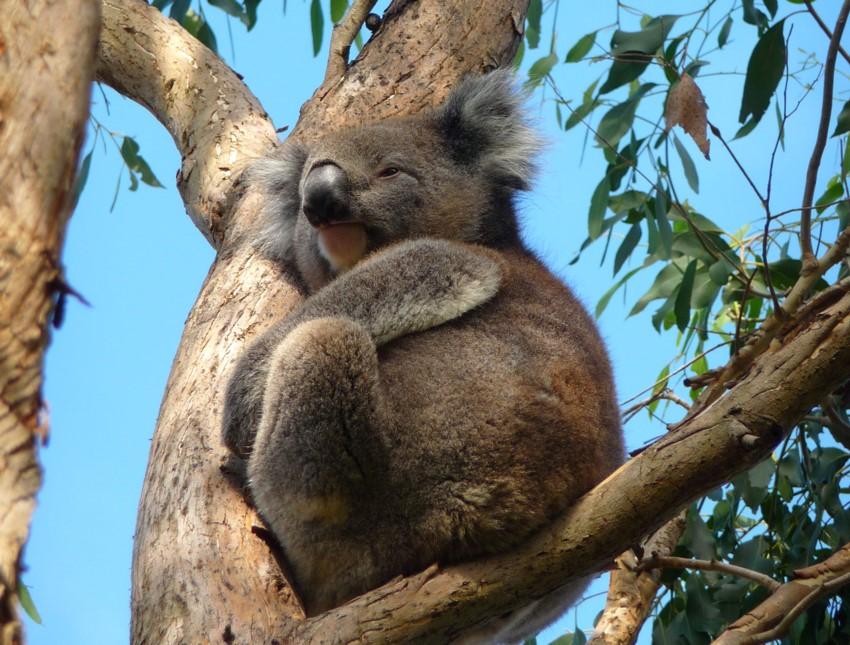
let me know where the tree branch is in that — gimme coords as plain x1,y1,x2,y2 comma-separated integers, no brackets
804,0,850,66
637,555,780,592
714,542,850,644
96,0,277,246
324,0,378,83
799,0,850,263
588,512,687,645
0,0,101,641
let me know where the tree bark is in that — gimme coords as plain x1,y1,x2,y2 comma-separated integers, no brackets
94,1,850,643
0,1,100,643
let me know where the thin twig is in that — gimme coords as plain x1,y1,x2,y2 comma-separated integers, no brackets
622,389,692,424
800,0,850,264
637,555,781,592
804,0,850,66
323,0,378,84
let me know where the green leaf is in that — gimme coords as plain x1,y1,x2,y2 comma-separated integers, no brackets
588,177,610,239
330,0,348,23
599,15,678,94
843,136,850,180
832,100,850,137
526,0,542,49
596,265,645,318
673,135,699,193
169,0,191,21
565,32,595,63
310,0,324,56
120,137,164,189
18,579,41,624
596,83,654,147
742,0,768,32
718,16,733,48
512,39,525,69
630,259,689,316
613,222,642,276
675,259,697,331
815,178,844,214
648,363,670,414
181,9,218,52
764,0,778,18
244,0,260,30
208,0,245,20
734,116,760,139
732,458,774,510
526,52,559,87
71,149,93,210
739,20,786,126
654,189,672,258
565,97,598,131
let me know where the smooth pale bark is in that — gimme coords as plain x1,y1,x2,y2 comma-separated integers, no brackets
95,1,850,643
0,1,100,643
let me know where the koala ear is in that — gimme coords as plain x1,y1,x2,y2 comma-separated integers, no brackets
435,69,541,190
249,140,309,262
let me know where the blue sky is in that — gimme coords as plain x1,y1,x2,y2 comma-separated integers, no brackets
21,2,836,643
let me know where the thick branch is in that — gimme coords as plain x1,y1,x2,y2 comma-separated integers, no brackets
96,0,277,246
714,542,850,644
0,0,100,642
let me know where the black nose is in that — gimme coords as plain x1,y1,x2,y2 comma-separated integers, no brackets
302,163,351,227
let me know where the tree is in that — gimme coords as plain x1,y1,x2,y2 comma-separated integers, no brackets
4,0,850,643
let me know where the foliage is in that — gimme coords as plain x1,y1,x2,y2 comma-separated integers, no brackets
515,1,850,642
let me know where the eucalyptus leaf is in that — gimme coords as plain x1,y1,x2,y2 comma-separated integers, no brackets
739,20,786,126
565,32,595,63
310,0,324,56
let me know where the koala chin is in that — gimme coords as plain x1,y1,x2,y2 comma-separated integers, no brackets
223,70,624,643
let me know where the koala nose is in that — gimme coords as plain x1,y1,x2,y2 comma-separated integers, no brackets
302,163,351,227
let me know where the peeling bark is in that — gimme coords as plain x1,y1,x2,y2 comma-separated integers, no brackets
0,1,100,643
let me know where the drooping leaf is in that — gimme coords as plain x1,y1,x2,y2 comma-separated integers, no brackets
565,32,596,63
18,580,41,624
654,188,673,258
596,83,654,147
613,222,642,276
330,0,348,23
832,100,850,137
244,0,260,30
208,0,245,21
673,135,700,192
120,137,164,189
595,265,645,318
675,259,697,331
310,0,324,56
665,73,711,159
739,20,786,127
169,0,191,21
71,149,93,210
599,15,679,94
718,16,733,48
815,178,844,213
742,0,768,33
588,177,610,239
526,52,559,87
526,0,542,49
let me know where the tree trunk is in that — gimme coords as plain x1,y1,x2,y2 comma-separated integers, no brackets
0,2,100,643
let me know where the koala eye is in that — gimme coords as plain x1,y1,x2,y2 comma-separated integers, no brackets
377,166,400,179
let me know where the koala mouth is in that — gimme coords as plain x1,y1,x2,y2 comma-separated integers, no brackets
317,222,368,272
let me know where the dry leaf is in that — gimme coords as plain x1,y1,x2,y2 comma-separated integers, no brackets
665,73,710,160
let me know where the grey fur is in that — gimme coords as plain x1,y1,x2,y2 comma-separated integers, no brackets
223,71,623,643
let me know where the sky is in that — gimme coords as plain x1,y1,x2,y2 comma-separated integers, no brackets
19,1,838,644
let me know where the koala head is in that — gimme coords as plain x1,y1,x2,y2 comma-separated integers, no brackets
252,70,541,291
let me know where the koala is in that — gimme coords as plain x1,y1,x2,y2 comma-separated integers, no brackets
222,71,624,642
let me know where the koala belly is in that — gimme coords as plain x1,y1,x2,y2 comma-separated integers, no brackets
247,279,623,621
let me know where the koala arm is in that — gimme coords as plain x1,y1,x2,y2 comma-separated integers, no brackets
222,238,502,457
293,238,502,344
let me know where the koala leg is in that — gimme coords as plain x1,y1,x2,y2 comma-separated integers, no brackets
247,316,389,613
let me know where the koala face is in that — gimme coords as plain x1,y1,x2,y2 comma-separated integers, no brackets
291,121,496,289
253,71,541,291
